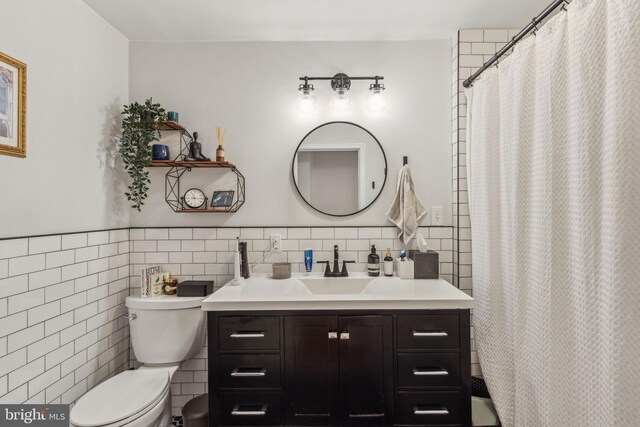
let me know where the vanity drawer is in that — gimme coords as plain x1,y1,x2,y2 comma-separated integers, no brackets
218,316,281,351
397,353,460,388
218,391,282,426
397,315,460,350
218,354,281,389
396,391,461,425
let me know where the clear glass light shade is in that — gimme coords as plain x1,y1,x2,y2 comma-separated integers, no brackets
331,87,351,111
367,85,387,111
297,86,318,112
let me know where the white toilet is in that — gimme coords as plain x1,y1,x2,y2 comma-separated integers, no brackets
70,295,206,427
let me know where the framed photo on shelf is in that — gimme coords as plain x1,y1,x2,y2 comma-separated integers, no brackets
0,51,26,158
211,190,235,208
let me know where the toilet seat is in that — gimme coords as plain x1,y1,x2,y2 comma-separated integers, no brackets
70,370,170,427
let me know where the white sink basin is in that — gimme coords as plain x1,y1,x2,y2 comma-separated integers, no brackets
202,273,475,311
299,277,374,295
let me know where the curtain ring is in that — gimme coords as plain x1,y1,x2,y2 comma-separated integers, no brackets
562,0,569,12
531,18,539,36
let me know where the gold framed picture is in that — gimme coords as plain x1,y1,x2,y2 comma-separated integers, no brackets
0,51,26,158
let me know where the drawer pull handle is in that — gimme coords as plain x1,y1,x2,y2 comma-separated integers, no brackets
230,331,265,338
231,368,266,377
413,368,449,376
328,331,338,339
231,404,267,416
340,332,350,340
413,407,449,415
412,330,448,337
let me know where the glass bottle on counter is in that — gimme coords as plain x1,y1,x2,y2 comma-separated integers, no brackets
368,245,380,277
383,248,394,277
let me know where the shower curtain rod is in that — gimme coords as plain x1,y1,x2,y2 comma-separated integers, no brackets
463,0,568,88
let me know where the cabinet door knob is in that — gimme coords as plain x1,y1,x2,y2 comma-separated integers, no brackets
340,332,350,340
328,331,338,339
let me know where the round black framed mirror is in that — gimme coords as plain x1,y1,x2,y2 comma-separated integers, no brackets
292,121,388,217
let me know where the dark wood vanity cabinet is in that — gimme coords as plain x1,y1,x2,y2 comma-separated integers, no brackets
284,316,393,426
208,310,471,427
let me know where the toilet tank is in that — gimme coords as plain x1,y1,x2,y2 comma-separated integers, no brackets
125,295,206,364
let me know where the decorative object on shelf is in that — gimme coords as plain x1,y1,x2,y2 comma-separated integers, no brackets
143,109,156,122
120,98,166,211
296,74,386,112
182,188,207,209
211,190,234,208
167,111,179,122
215,126,226,162
152,144,170,160
0,51,27,158
184,131,210,161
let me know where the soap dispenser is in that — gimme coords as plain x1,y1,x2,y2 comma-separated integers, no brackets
368,245,380,277
384,248,394,277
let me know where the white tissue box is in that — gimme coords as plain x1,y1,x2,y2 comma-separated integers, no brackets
397,259,415,279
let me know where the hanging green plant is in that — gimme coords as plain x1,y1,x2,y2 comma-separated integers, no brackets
119,98,166,211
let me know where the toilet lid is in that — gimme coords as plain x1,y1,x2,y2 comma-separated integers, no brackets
70,370,169,427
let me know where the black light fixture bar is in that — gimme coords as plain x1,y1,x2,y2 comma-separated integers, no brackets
300,76,384,81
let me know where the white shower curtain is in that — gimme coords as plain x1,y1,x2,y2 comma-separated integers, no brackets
466,0,640,426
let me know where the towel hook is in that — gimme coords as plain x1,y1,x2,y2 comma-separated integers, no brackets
403,156,408,166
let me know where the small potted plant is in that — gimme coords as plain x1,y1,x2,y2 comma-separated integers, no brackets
119,98,166,211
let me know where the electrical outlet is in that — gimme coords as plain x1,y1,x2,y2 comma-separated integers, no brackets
432,206,444,226
270,234,282,253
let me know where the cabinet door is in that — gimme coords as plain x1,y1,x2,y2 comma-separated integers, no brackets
339,316,393,426
285,316,340,426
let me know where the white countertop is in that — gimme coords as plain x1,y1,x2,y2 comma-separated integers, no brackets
202,273,474,311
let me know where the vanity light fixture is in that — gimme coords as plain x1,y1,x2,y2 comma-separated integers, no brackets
297,73,385,111
331,73,351,111
367,78,387,112
297,77,318,112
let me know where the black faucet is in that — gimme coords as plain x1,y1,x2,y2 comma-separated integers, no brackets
316,245,355,277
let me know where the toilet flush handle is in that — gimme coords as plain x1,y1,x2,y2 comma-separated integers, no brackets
124,313,137,321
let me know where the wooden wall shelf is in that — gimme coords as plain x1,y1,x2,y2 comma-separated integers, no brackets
136,120,187,132
143,121,245,213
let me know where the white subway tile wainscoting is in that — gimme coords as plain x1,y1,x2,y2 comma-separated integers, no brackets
2,226,455,415
129,226,453,414
0,230,131,407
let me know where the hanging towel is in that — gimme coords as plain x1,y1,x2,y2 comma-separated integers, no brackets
386,165,427,245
